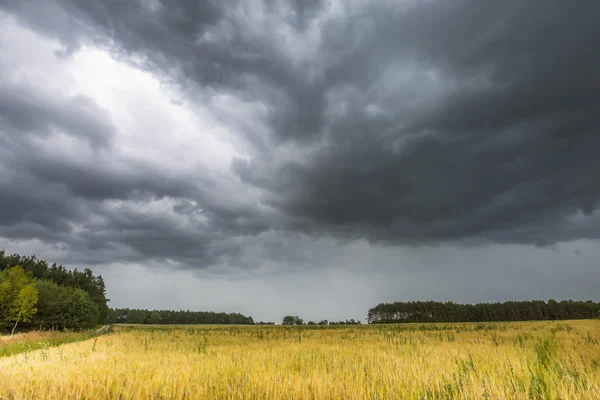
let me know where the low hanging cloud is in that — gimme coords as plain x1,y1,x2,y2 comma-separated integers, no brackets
0,0,599,274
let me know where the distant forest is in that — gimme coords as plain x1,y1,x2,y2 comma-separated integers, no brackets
107,308,254,325
0,251,256,332
368,300,600,324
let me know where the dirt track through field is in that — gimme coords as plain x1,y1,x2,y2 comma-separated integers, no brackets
95,325,109,334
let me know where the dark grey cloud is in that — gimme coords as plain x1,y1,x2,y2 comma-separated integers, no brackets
0,0,599,276
0,45,273,269
238,1,600,246
0,82,115,147
0,136,274,268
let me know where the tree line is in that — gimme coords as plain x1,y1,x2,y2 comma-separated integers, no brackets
367,300,600,324
1,251,109,332
281,316,362,325
107,308,254,325
4,251,600,332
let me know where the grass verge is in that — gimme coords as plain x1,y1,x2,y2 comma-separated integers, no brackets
0,326,113,358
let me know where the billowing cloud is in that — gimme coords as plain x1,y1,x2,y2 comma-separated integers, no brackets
0,0,599,315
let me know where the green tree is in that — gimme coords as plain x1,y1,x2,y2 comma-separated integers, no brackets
282,316,304,325
0,266,38,334
105,309,118,324
10,283,38,334
65,289,99,330
148,311,162,324
1,251,110,323
33,280,71,330
0,274,12,330
126,309,147,324
31,280,99,331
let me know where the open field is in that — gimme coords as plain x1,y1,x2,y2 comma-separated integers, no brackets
1,321,599,399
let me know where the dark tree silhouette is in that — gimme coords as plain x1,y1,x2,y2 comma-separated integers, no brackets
367,300,600,324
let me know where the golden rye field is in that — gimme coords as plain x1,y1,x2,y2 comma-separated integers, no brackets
1,320,599,400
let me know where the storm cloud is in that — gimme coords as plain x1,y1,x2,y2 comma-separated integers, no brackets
0,0,599,318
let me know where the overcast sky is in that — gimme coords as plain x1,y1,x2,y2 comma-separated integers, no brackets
1,0,599,322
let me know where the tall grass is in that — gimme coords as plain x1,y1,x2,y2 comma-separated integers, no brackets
0,320,598,399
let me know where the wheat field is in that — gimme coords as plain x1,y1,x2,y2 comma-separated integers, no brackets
1,320,599,399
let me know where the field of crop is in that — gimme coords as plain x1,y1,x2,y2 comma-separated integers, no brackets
1,320,599,399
